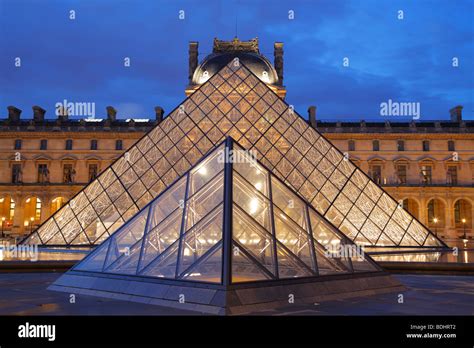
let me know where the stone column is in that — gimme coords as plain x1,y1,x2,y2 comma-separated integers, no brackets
40,195,51,223
12,195,25,236
445,197,454,238
419,196,427,226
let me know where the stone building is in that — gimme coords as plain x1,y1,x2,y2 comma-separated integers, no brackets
0,38,472,244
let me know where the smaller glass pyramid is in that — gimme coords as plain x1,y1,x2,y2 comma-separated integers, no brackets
72,138,381,285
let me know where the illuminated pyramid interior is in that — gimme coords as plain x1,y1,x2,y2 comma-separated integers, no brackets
50,139,404,314
24,54,445,250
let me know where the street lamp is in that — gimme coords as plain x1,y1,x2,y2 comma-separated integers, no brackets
1,217,5,238
433,217,438,237
30,217,34,234
462,218,467,239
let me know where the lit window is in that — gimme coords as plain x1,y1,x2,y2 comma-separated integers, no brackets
37,164,49,183
420,165,432,185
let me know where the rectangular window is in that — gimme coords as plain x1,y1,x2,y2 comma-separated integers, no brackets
91,139,98,150
115,139,123,150
397,140,405,151
37,164,49,183
371,165,382,185
63,164,74,183
422,140,430,151
65,139,73,150
396,164,407,184
373,140,380,151
447,166,458,185
448,141,455,152
421,165,432,185
40,139,47,150
14,139,22,150
12,164,22,183
88,164,98,182
348,140,355,151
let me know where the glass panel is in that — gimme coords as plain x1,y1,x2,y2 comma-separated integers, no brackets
276,242,314,279
313,242,349,275
45,231,66,245
233,172,271,231
148,175,187,230
138,208,183,272
406,220,428,245
35,219,59,244
188,145,225,195
106,238,143,275
74,239,110,272
273,208,315,271
181,243,222,283
103,207,149,270
61,217,83,244
178,205,223,276
233,206,276,276
185,174,224,230
114,191,136,216
232,242,272,283
139,239,180,278
84,219,107,244
271,176,308,230
233,148,270,197
391,207,412,231
360,219,383,244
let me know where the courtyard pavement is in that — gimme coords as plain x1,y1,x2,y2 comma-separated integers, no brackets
0,272,472,315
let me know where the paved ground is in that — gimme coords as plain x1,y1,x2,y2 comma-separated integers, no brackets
0,272,472,315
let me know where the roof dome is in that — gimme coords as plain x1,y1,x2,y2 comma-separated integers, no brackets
192,51,279,85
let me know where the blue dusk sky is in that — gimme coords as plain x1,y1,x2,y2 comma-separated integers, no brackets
0,0,473,121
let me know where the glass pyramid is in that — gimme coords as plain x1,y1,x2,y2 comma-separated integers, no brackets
71,139,381,284
23,59,445,249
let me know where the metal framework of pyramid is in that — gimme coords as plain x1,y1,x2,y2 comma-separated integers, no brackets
23,59,446,249
50,139,404,314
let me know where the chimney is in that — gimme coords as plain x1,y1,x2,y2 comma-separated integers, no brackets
308,106,317,128
7,106,22,122
449,105,463,122
106,106,117,122
155,106,164,123
274,42,284,85
32,106,46,122
189,42,199,84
